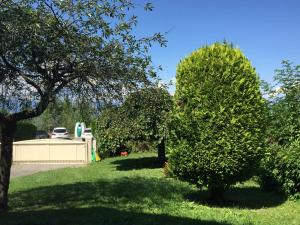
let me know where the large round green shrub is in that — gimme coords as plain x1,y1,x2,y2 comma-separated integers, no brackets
168,43,266,198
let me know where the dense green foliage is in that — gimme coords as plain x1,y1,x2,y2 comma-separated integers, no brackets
14,122,37,141
259,61,300,198
94,87,172,159
258,144,280,192
0,0,165,118
259,140,300,199
276,139,300,198
0,0,165,211
93,106,125,157
2,153,299,225
264,61,300,145
169,43,266,198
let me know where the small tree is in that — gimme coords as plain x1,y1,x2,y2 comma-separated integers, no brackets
94,86,172,162
0,0,165,211
259,61,300,195
169,43,265,199
263,61,300,145
121,86,172,162
93,105,126,157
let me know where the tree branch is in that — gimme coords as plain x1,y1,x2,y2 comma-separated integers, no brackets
0,111,7,124
11,94,50,121
53,73,79,94
0,55,44,97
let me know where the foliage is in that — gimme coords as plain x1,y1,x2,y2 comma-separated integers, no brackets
259,61,300,198
168,43,266,198
263,61,300,145
93,87,172,158
0,0,166,121
259,139,300,199
126,140,154,152
258,144,281,192
121,87,172,142
14,121,37,141
0,0,166,211
93,106,125,158
276,139,300,198
32,97,97,133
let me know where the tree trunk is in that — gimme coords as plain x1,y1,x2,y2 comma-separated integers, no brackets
0,121,16,212
157,138,166,164
208,185,225,201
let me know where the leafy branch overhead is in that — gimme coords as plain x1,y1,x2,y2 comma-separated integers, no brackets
0,0,166,212
0,0,166,122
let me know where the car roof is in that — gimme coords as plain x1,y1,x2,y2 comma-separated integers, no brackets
53,127,67,130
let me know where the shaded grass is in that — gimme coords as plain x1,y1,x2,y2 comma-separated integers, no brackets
186,184,286,209
2,153,300,225
112,156,163,170
2,207,230,225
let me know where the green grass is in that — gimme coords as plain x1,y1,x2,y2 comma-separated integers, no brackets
1,152,300,225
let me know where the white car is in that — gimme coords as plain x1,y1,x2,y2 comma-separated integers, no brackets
82,128,93,140
51,127,70,139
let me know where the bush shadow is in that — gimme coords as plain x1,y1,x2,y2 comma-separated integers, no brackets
3,176,233,225
185,186,286,209
3,172,288,225
111,156,163,171
8,177,186,212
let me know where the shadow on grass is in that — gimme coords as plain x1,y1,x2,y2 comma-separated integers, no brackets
111,156,163,171
2,206,231,225
186,186,286,209
8,177,186,212
3,176,232,225
3,175,286,224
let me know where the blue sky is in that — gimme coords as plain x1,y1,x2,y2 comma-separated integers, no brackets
133,0,300,93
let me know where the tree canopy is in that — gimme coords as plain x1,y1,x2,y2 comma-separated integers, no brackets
0,0,165,212
263,60,300,145
32,96,97,133
94,86,172,160
0,0,166,123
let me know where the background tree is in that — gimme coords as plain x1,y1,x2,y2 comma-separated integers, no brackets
0,0,165,211
123,86,172,162
259,61,300,198
263,61,300,145
94,85,172,162
32,96,97,133
168,43,266,200
93,105,125,157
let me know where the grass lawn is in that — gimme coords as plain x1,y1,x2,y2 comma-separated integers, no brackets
1,152,300,225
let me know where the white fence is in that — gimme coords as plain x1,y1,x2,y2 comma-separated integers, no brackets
9,139,90,164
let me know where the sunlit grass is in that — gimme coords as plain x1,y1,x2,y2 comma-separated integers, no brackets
2,153,300,225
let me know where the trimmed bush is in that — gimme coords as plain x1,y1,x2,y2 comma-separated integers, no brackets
260,140,300,198
168,43,266,199
14,121,37,141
